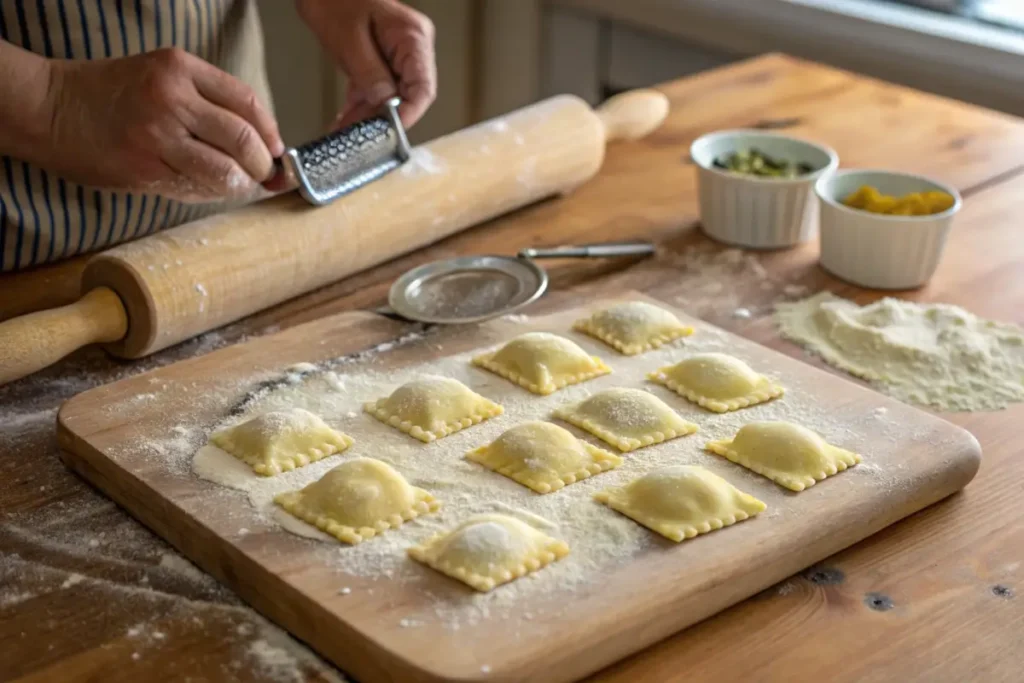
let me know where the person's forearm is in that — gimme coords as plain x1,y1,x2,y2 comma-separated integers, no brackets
0,39,56,165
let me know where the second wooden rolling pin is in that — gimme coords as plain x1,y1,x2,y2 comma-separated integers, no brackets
0,89,669,385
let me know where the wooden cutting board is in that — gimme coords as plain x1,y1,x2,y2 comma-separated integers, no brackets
56,293,981,683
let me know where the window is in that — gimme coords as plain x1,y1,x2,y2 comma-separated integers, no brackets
889,0,1024,31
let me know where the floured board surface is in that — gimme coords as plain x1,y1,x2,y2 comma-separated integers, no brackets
57,294,981,683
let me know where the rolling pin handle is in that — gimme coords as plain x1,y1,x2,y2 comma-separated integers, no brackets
0,287,128,386
595,89,670,142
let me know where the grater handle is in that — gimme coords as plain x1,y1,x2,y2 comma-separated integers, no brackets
518,241,656,260
383,96,413,162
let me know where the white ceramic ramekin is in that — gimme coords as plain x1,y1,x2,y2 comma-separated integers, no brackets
815,169,962,290
690,130,839,249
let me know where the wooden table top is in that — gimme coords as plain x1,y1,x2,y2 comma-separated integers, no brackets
2,53,1022,683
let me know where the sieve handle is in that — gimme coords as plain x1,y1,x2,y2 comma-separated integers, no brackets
518,241,656,260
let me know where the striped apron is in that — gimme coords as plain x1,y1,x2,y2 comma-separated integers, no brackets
0,0,273,272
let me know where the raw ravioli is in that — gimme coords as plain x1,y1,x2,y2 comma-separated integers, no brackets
574,301,694,355
210,408,352,476
364,376,503,443
472,332,610,395
706,421,862,491
595,465,765,541
408,514,569,592
466,421,622,493
649,352,783,413
275,458,439,544
554,387,698,452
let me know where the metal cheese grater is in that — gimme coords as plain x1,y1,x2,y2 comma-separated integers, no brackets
281,97,412,206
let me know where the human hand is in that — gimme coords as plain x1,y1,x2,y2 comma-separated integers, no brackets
46,48,285,202
296,0,437,130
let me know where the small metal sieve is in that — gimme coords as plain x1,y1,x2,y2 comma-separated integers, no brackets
385,241,655,324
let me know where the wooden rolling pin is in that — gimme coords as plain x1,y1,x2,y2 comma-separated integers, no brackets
0,90,669,385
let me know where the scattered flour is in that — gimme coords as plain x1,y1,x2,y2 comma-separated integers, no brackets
245,629,348,683
158,553,212,585
0,408,58,440
185,314,901,633
247,640,295,673
656,243,795,318
0,592,35,607
325,373,347,392
400,148,445,177
286,362,318,374
515,157,538,190
776,291,1024,411
61,573,85,589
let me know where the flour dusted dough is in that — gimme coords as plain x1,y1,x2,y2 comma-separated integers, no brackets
472,332,611,395
553,387,698,452
210,408,353,476
274,457,439,544
649,352,783,413
595,465,765,542
466,421,623,494
364,376,503,443
706,421,862,491
573,301,694,355
408,513,569,592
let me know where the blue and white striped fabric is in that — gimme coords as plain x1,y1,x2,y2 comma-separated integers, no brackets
0,0,271,272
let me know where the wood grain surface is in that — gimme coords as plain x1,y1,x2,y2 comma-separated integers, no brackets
54,293,980,683
2,54,1023,683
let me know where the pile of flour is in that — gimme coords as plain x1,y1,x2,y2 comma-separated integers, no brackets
775,292,1024,412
